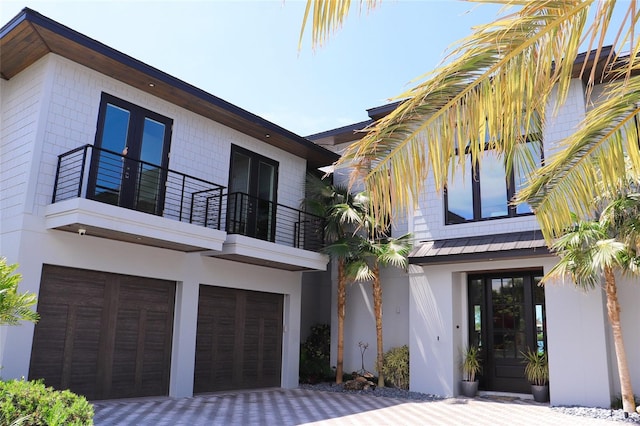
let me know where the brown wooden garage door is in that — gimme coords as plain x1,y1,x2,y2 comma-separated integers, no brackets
29,265,175,400
194,285,283,393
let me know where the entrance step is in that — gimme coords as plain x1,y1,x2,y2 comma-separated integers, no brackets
477,391,534,402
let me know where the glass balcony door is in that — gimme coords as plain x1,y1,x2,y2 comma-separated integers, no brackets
228,145,278,241
89,93,172,215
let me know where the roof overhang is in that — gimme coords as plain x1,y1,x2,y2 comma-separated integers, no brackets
409,231,550,265
0,8,339,170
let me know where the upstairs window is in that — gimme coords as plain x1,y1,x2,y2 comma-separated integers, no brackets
445,140,541,224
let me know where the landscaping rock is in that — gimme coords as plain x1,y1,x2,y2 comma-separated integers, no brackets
344,376,376,391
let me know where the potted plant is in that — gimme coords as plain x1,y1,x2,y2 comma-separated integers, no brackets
522,349,549,402
460,345,481,397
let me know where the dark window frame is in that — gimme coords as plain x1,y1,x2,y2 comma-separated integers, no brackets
227,145,279,241
88,93,173,215
444,137,542,225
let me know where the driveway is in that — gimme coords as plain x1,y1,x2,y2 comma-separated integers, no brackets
92,388,617,425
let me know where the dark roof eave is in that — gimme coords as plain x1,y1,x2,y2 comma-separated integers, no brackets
306,119,373,141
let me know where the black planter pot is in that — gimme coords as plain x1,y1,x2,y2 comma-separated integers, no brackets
531,384,549,402
460,380,479,397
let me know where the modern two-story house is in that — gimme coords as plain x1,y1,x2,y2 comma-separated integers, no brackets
0,8,338,400
309,48,640,408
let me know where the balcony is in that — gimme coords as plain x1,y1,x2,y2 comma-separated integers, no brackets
46,145,328,270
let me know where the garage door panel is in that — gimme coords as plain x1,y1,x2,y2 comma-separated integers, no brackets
29,265,175,400
37,266,107,307
194,286,283,393
119,279,176,309
29,304,68,368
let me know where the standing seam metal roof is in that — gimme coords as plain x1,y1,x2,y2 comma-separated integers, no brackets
409,230,549,265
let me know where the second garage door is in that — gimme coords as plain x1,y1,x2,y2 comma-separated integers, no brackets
29,265,175,400
194,285,283,393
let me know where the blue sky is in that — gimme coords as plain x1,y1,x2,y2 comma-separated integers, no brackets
0,1,549,136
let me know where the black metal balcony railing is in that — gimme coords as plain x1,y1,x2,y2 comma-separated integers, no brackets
52,144,225,229
224,192,325,251
52,145,325,251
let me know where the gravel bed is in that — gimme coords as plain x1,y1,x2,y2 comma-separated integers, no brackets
298,382,443,401
551,406,640,423
300,383,640,423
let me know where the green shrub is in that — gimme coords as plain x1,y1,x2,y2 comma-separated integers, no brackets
382,345,409,390
299,323,333,383
0,379,94,425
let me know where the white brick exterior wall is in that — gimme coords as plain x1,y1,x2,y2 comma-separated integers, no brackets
0,56,49,228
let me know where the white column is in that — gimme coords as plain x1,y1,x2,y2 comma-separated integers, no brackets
169,279,199,397
281,286,302,388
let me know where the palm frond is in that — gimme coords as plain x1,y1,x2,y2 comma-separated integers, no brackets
347,258,375,282
518,74,640,240
301,1,638,232
336,0,597,222
593,238,627,269
299,0,380,50
0,257,39,325
322,239,357,258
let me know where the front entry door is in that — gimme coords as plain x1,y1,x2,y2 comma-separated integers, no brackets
89,94,172,215
468,271,546,393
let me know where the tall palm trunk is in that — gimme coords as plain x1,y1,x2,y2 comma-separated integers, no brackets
372,260,385,387
604,266,636,415
336,259,346,384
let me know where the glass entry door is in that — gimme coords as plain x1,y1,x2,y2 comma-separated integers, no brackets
468,271,546,393
89,94,172,215
228,145,278,241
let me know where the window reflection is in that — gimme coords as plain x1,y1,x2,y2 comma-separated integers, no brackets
515,141,542,214
534,275,546,353
479,151,508,218
446,155,473,223
536,305,545,353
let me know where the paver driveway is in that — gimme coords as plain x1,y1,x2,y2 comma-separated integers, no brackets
92,388,618,425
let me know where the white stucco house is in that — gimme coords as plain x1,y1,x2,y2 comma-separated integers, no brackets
308,48,640,408
0,8,338,400
2,7,638,410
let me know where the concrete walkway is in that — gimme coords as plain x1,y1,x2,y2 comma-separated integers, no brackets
92,388,617,425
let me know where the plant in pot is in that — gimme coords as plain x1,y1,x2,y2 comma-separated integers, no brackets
460,345,481,397
522,349,549,402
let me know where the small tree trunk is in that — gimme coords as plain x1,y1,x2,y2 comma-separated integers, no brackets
336,259,346,384
604,266,636,415
372,261,385,388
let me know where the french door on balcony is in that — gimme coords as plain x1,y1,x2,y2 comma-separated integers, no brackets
228,145,278,241
89,93,172,215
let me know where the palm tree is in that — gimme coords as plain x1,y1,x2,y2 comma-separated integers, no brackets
0,257,39,326
299,0,640,243
304,174,366,383
349,232,411,387
546,211,639,415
